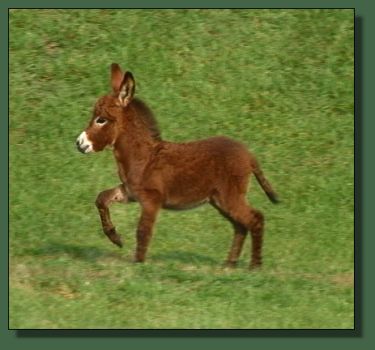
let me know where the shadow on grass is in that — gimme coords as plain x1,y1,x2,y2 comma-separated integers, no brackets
21,242,123,263
21,242,219,267
151,250,219,266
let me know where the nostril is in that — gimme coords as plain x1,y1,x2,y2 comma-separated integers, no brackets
76,139,80,146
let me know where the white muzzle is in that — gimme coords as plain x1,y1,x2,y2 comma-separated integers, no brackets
76,131,94,154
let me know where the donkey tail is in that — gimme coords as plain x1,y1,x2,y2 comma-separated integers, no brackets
252,159,279,204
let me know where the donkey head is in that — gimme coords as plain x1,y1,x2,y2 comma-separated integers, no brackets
76,63,135,154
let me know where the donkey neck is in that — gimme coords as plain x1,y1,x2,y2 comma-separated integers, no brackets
113,124,160,184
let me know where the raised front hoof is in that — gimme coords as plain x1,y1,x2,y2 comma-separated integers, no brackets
104,228,123,248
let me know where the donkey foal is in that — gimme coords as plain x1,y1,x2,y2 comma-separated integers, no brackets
76,63,279,269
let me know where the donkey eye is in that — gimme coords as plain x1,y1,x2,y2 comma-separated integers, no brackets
96,117,107,125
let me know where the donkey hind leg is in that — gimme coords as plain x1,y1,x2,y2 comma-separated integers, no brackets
210,202,247,268
225,222,248,268
213,195,265,270
95,184,128,248
135,199,161,263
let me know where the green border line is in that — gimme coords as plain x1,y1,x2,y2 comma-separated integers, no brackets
4,1,371,350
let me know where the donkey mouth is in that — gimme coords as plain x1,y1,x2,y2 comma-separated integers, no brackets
76,140,93,154
76,131,94,154
77,144,91,154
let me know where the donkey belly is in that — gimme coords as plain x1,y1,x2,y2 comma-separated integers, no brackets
163,198,209,211
162,175,213,211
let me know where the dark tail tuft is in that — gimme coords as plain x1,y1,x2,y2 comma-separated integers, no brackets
265,191,280,204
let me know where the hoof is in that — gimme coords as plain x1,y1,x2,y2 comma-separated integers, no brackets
249,262,262,271
105,228,123,248
112,236,123,248
223,261,237,269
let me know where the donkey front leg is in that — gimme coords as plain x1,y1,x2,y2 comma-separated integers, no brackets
135,200,161,263
95,184,127,248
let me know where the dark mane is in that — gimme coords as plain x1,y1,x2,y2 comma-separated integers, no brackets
131,98,162,141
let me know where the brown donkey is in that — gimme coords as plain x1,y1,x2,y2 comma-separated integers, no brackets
76,63,278,269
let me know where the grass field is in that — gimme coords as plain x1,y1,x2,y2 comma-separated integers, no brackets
9,9,354,329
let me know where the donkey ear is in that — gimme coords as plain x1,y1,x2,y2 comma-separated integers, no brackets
111,63,124,93
118,71,135,107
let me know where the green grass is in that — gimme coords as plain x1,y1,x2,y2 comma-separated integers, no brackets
9,9,354,329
